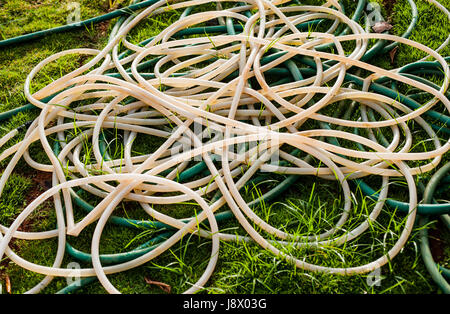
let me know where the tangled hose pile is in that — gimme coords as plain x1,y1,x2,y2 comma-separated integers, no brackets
0,0,449,294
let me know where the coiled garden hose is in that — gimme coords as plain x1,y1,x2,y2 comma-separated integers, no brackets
0,0,448,295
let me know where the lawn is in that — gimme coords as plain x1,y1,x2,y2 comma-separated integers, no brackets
0,0,449,294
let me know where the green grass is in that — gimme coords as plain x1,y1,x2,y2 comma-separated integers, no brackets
0,172,32,225
0,0,449,295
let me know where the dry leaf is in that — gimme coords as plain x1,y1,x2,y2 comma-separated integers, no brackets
145,277,171,293
389,46,399,64
372,21,393,33
5,276,11,294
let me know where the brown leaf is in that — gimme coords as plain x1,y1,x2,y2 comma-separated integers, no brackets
145,277,171,293
372,21,393,33
389,46,399,64
5,275,11,294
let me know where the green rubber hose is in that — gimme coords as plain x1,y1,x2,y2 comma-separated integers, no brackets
419,162,450,294
0,0,162,48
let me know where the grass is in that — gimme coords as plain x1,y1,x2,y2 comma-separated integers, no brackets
0,0,449,295
0,172,32,225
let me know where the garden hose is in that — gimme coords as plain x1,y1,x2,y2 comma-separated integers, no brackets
0,0,163,48
0,0,448,295
419,161,450,294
